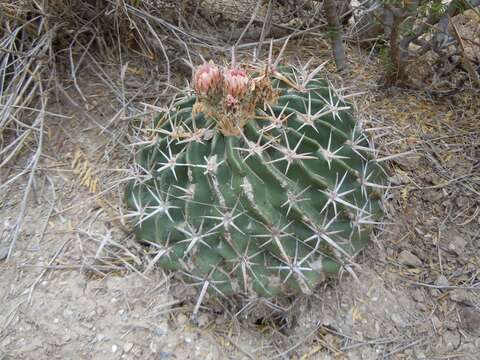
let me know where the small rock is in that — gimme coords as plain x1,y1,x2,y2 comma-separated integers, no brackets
435,275,449,288
411,289,425,303
443,330,461,351
346,351,361,360
389,174,409,185
394,154,420,171
153,321,168,336
176,313,188,325
62,332,71,342
416,351,426,358
415,302,427,311
197,313,210,327
0,246,8,261
445,320,457,330
458,343,476,355
391,313,407,328
455,196,469,208
123,342,133,353
63,309,74,320
403,349,413,356
111,344,118,353
449,289,468,303
159,351,175,359
423,173,442,185
459,305,480,335
431,315,442,331
398,250,422,267
447,236,467,255
360,347,377,359
422,190,443,202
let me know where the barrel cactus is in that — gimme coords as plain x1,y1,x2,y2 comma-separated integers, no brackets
126,59,386,300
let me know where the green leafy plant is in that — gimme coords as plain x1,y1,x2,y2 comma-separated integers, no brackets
125,57,387,302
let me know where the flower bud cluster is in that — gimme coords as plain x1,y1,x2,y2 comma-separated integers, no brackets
194,62,250,104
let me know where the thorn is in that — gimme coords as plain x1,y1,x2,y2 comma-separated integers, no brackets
319,131,349,169
319,172,366,216
267,132,315,175
191,280,209,324
273,36,290,69
176,220,217,257
281,186,311,216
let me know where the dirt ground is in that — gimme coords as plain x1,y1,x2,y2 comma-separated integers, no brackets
1,37,479,359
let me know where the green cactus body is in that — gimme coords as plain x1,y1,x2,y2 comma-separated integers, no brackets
126,64,386,298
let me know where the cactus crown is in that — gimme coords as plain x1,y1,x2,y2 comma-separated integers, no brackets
126,59,386,301
192,61,277,136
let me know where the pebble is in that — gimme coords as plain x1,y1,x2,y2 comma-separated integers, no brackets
411,289,425,303
0,246,8,261
159,351,175,359
154,322,169,336
62,332,71,342
63,309,74,320
422,190,443,202
197,313,210,327
112,344,118,353
431,315,442,330
389,174,409,185
215,315,225,325
459,305,480,335
455,196,469,208
445,320,457,330
443,330,461,351
123,342,133,353
459,343,476,355
449,289,468,303
398,250,422,267
435,275,449,288
391,313,407,328
176,313,188,325
448,236,467,255
394,155,420,171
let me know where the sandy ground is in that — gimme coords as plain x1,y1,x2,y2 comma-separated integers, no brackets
1,39,479,359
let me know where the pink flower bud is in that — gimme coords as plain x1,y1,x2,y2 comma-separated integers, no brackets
225,94,239,108
194,61,221,95
224,68,249,98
